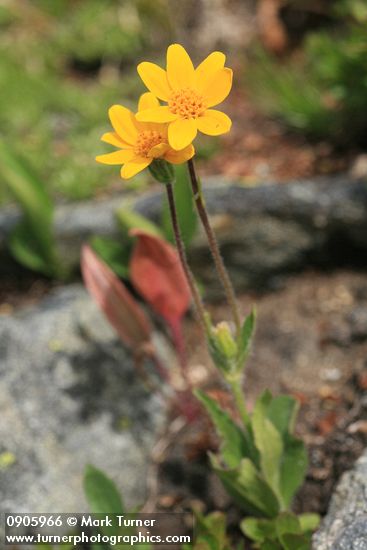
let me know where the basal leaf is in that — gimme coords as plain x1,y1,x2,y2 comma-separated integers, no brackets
279,435,308,508
299,513,320,534
260,542,282,550
81,245,152,350
129,229,191,324
280,533,311,550
194,511,229,550
210,454,280,518
267,395,299,437
84,464,124,515
275,512,302,538
252,393,283,498
240,517,276,543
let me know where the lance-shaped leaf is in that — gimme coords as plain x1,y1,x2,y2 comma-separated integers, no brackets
195,389,258,468
81,245,152,351
129,229,191,365
210,454,280,518
129,229,191,323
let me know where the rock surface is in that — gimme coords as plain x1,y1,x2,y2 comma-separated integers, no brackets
1,177,367,291
313,450,367,549
135,176,367,295
0,285,164,513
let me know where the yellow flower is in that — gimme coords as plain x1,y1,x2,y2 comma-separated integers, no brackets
96,92,195,179
136,44,233,151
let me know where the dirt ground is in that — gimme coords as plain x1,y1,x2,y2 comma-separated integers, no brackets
151,269,367,530
202,88,355,183
1,264,367,548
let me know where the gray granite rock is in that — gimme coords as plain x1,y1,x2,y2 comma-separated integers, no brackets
0,285,165,513
313,450,367,549
135,176,367,294
1,177,367,291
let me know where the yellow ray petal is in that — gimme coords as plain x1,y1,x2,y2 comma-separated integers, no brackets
168,118,197,150
203,68,233,108
108,105,139,145
96,149,135,165
136,106,177,123
197,109,232,136
195,52,226,92
149,143,169,158
137,62,171,101
164,144,195,164
167,43,195,90
121,157,152,179
138,92,160,112
101,132,130,148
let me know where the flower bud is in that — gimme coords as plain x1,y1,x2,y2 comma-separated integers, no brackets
213,322,238,359
148,159,175,184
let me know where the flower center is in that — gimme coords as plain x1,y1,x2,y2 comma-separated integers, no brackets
134,130,163,158
168,88,206,119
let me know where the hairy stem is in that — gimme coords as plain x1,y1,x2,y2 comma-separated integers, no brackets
187,159,241,337
229,377,251,429
165,182,207,333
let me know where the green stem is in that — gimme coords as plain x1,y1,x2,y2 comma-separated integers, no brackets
228,377,251,429
165,181,207,333
187,159,241,338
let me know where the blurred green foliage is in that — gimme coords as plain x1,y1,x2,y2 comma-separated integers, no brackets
246,0,367,147
0,142,64,278
0,0,173,204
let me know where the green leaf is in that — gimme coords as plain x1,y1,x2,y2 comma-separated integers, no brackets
10,221,53,274
299,513,320,534
195,390,252,468
91,544,110,550
84,464,125,544
276,513,312,550
267,395,299,437
279,435,308,508
210,454,280,517
240,517,276,542
0,142,60,277
192,511,230,550
252,392,283,499
90,235,131,278
276,513,302,538
161,163,198,247
280,533,311,550
260,541,282,550
237,309,256,365
116,207,163,239
84,464,124,515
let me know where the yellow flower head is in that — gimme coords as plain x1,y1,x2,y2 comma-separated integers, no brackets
96,92,195,179
136,44,233,151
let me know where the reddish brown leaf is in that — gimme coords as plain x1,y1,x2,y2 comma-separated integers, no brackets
81,245,152,350
129,229,191,325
